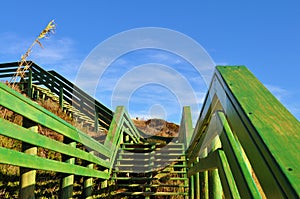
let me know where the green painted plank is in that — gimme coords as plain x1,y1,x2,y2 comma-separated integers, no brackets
193,158,200,199
104,106,124,147
0,118,110,168
60,141,76,199
187,113,220,165
217,150,241,199
189,175,195,199
187,94,219,158
115,164,152,167
178,106,193,149
188,66,300,198
123,120,139,143
0,82,110,158
78,132,110,158
0,147,109,179
0,74,15,78
0,68,20,73
105,106,141,148
121,142,182,146
217,111,261,198
118,158,151,161
199,149,209,199
105,106,142,171
19,126,37,199
216,66,300,197
209,137,223,199
203,71,283,198
83,151,94,199
120,192,188,196
114,177,188,180
117,184,188,188
119,152,183,156
122,110,141,141
45,68,113,120
123,124,139,144
188,150,218,177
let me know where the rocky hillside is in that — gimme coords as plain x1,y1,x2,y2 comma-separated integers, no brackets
132,118,179,137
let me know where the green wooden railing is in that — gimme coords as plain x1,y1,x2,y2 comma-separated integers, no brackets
0,62,299,198
183,66,300,198
0,81,140,198
0,61,113,131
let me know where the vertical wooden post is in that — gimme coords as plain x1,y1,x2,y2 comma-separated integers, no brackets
199,148,208,199
209,137,222,199
59,85,63,109
190,171,195,199
100,169,108,189
194,157,201,199
124,135,130,143
27,69,32,98
83,151,94,199
35,90,39,100
19,125,38,199
60,141,76,199
94,107,99,132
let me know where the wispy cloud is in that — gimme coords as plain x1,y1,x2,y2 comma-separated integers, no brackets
0,30,215,124
265,84,300,120
215,62,229,66
265,84,289,101
91,60,207,124
32,38,73,62
73,48,211,124
0,32,81,81
0,32,31,59
148,52,184,65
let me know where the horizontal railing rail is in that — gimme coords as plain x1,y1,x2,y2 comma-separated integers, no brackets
0,81,141,198
0,61,113,130
185,66,300,198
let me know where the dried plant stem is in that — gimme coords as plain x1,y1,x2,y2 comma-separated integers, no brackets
10,20,56,88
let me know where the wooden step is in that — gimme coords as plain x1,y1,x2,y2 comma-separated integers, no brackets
117,157,185,162
119,152,184,156
117,183,188,188
118,191,188,196
115,170,186,174
113,177,188,181
121,142,183,146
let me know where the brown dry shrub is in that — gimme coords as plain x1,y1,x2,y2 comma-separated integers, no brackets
38,98,73,124
133,118,179,137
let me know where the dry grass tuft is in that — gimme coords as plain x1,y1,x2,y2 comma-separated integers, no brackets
10,20,55,88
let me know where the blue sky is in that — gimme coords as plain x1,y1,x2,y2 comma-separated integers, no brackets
0,1,299,123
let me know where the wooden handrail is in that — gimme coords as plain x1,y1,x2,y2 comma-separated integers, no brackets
186,66,300,198
0,61,113,130
0,81,141,197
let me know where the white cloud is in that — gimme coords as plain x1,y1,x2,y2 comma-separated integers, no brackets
148,52,184,65
215,62,229,66
265,84,288,101
31,38,73,62
75,50,210,124
0,32,81,81
265,84,300,120
0,32,31,59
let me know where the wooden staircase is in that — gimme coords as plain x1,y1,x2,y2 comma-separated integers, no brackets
113,142,189,198
1,62,300,198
